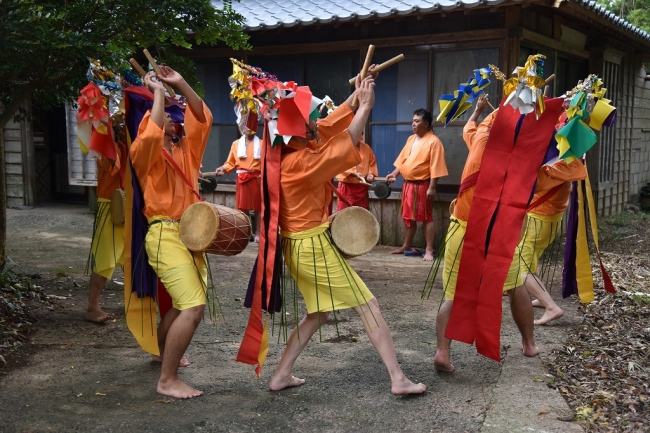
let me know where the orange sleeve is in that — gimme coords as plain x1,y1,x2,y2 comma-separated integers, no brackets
184,101,213,166
129,112,165,190
537,159,587,190
463,121,478,150
429,137,449,179
222,140,238,174
316,103,354,145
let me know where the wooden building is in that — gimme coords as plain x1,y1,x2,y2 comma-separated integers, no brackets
5,0,650,247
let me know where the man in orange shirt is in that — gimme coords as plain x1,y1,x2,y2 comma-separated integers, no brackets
215,128,262,241
517,158,586,325
130,66,212,399
387,108,448,261
267,75,426,395
335,135,378,210
86,140,127,323
431,95,538,373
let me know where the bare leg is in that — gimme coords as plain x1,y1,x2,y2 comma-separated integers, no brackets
86,272,115,323
157,305,205,399
269,311,330,391
423,221,435,262
152,308,190,367
523,274,564,325
531,299,543,308
507,287,539,357
391,222,417,254
353,298,426,394
253,211,261,243
433,300,455,372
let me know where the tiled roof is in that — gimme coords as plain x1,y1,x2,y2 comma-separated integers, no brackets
214,0,650,44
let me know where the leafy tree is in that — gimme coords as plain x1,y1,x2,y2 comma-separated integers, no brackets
0,0,251,270
596,0,650,32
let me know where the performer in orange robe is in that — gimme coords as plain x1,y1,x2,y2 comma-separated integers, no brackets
430,95,538,372
215,128,262,241
335,137,378,210
387,109,448,261
86,140,127,323
129,66,212,399
518,158,586,325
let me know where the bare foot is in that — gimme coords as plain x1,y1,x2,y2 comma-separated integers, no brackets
534,307,564,325
423,250,435,262
391,376,427,395
157,379,203,399
522,344,540,357
254,234,260,243
86,309,115,323
433,353,455,373
151,355,190,367
268,375,305,391
390,247,408,254
531,299,543,308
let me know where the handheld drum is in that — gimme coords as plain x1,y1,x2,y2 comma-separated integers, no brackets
179,202,251,256
329,206,380,258
110,189,126,226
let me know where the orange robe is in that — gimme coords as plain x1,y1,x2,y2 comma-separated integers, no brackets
280,104,360,233
96,143,127,199
130,103,212,220
393,130,448,181
336,141,378,210
529,159,587,216
222,138,262,173
454,113,496,222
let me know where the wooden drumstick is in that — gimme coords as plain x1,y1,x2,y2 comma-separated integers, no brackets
543,85,549,97
352,45,375,106
487,101,496,111
348,54,404,84
129,58,147,77
198,176,208,182
372,176,387,181
544,74,556,85
142,49,176,98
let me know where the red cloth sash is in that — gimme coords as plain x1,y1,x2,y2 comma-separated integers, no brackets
526,184,562,211
401,180,433,226
458,171,480,196
236,171,262,211
447,99,564,361
237,123,280,376
337,182,369,210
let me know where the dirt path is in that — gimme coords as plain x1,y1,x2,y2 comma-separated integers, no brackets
1,204,583,432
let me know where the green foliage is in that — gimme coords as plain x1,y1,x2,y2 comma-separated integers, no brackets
596,0,650,32
0,0,251,126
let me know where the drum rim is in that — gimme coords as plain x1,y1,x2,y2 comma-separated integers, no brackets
373,181,391,199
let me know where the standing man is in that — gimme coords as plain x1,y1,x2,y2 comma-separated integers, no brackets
265,75,426,395
335,134,378,210
215,128,262,242
432,95,538,373
86,140,127,323
130,66,212,399
387,108,448,261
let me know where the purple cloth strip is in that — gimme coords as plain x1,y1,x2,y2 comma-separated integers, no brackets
562,181,579,298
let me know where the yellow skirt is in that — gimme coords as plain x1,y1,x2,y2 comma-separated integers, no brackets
281,223,374,313
89,198,124,279
517,211,563,275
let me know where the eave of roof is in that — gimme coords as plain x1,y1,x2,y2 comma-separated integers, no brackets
213,0,650,45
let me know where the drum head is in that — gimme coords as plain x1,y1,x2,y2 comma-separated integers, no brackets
373,181,391,199
200,175,218,192
179,202,220,251
110,189,125,226
330,206,380,258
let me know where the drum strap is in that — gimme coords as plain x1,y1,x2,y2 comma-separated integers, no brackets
327,181,352,207
162,149,204,202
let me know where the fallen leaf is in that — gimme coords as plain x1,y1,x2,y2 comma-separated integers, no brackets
154,399,171,404
95,392,106,396
76,393,83,397
538,409,550,415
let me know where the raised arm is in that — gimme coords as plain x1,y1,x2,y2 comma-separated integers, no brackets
144,74,167,129
157,65,206,123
